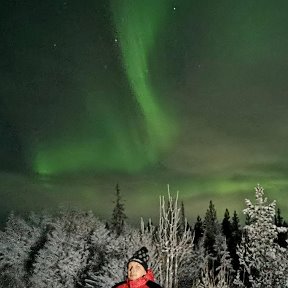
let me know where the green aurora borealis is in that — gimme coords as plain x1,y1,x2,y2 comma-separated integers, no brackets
33,0,177,175
1,0,288,224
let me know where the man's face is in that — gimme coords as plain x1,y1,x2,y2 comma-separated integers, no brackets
127,261,146,281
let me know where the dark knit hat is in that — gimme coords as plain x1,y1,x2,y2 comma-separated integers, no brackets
128,247,149,271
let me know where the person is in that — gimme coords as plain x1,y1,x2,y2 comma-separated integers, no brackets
112,247,162,288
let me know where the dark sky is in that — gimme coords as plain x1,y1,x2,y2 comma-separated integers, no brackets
1,0,288,224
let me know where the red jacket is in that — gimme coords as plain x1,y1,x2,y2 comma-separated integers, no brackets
113,269,162,288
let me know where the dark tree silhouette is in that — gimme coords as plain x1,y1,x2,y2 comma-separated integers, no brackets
110,184,127,236
229,210,242,271
222,208,232,239
203,200,219,256
193,215,204,246
274,208,288,248
178,201,189,237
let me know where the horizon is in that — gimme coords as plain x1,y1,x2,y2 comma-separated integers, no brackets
1,0,288,224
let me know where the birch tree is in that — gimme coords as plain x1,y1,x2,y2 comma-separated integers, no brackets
155,187,194,288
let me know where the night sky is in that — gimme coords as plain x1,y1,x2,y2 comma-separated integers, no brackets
1,0,288,225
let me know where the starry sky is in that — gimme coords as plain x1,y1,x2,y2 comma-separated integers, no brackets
1,0,288,225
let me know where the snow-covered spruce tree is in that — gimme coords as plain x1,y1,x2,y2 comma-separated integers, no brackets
30,210,98,288
214,234,234,287
234,184,288,288
178,237,205,288
0,212,47,288
155,188,194,288
202,201,228,279
84,228,127,287
192,232,233,288
83,218,111,287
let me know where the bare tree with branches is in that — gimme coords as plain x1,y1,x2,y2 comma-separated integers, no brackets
155,186,194,288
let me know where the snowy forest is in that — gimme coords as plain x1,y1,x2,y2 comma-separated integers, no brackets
1,184,288,288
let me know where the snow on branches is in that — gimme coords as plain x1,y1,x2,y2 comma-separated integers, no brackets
155,187,194,288
0,185,287,288
235,184,288,288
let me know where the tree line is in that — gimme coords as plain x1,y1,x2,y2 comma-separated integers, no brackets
0,184,288,287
